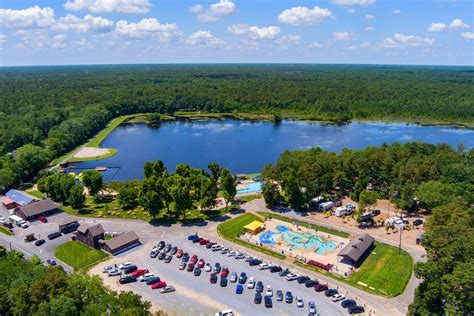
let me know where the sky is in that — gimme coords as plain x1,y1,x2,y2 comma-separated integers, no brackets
0,0,473,66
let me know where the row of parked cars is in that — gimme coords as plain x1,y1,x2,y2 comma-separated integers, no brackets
103,261,175,294
186,234,365,315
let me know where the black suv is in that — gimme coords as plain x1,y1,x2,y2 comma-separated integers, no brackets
305,279,318,288
285,291,293,303
249,259,262,266
123,265,138,274
269,265,282,273
297,275,310,284
47,232,62,240
119,275,136,284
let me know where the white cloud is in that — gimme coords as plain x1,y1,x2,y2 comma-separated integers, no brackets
450,19,470,29
186,31,222,46
331,0,375,6
346,8,356,14
228,24,280,40
310,41,323,48
365,14,375,20
275,34,301,45
14,30,68,49
115,18,180,40
381,33,435,48
427,22,446,32
0,6,55,29
392,9,400,14
360,40,370,48
333,32,352,41
71,38,93,48
461,31,474,39
0,34,6,44
51,34,68,48
52,14,113,33
64,0,151,14
278,6,332,26
194,0,236,22
365,26,374,31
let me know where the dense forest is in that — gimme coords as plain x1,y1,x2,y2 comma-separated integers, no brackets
0,247,152,316
261,141,473,315
0,65,473,190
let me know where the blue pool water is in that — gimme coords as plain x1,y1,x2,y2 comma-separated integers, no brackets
237,181,263,194
259,231,277,245
276,225,288,232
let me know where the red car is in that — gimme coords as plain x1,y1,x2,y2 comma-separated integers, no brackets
221,267,229,277
190,255,198,265
176,249,183,258
38,215,47,223
131,269,149,277
197,259,205,268
199,239,209,245
315,283,328,292
187,263,195,272
151,281,167,289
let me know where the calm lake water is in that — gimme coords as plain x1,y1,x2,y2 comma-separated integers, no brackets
71,120,474,181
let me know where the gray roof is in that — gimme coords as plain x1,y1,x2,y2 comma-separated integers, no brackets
77,223,105,237
60,216,79,227
104,231,139,251
338,234,375,263
17,199,60,218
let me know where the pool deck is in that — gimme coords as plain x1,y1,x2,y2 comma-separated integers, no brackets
240,218,354,276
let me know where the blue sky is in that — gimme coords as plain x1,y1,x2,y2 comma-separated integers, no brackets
0,0,473,66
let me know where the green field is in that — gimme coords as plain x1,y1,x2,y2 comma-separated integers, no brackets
258,212,350,238
55,241,109,270
217,213,286,260
239,194,261,204
26,189,45,199
347,242,413,297
0,227,12,236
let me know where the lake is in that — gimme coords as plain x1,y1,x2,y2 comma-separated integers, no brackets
70,120,474,181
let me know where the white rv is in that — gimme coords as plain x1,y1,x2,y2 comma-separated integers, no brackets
319,201,334,211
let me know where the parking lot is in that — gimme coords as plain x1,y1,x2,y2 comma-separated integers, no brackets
94,229,359,316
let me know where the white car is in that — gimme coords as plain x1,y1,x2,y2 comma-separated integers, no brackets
235,253,245,259
244,255,253,261
215,310,233,316
227,250,236,257
211,244,222,251
0,216,6,224
119,262,133,269
296,296,304,308
107,268,121,276
220,247,230,254
204,263,212,272
331,294,346,302
139,273,154,282
265,285,273,297
247,277,256,289
20,222,29,228
286,273,299,281
102,265,117,273
258,263,270,270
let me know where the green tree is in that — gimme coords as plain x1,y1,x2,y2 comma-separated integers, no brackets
168,175,193,220
68,184,85,208
118,186,138,210
358,189,379,210
415,181,458,210
200,177,218,210
208,162,222,181
81,170,103,196
262,182,281,208
13,144,49,182
219,168,236,210
138,176,164,219
282,170,305,210
144,160,167,179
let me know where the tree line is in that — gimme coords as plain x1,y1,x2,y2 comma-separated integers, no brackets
1,65,473,191
0,248,152,316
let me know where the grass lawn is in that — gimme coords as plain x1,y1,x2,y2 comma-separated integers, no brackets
55,241,109,271
346,242,413,297
26,189,45,199
239,194,261,204
217,213,286,260
258,212,350,238
0,227,12,236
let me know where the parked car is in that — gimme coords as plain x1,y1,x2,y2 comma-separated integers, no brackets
229,272,238,283
265,285,273,297
164,255,172,263
210,273,218,284
279,268,290,277
215,310,233,316
170,246,178,255
248,259,262,266
119,275,136,284
194,267,201,276
413,219,423,226
151,281,167,289
220,247,230,254
190,255,198,265
38,215,47,223
308,301,316,314
107,268,121,276
264,296,272,308
176,249,183,258
247,277,255,289
197,259,205,268
160,286,175,294
35,239,45,246
182,253,189,262
221,267,229,277
297,275,310,284
187,234,198,241
157,241,165,250
0,216,6,224
258,263,270,270
192,237,201,243
331,294,345,302
199,239,209,245
150,248,159,258
371,209,381,216
158,252,166,260
103,265,117,273
146,276,161,285
296,296,304,308
47,231,62,240
131,269,149,278
285,291,293,304
211,244,222,251
235,253,245,259
341,299,357,309
163,244,172,253
254,292,262,304
358,219,375,229
205,263,212,272
187,264,195,272
238,272,247,284
276,290,283,301
214,263,221,273
123,265,138,274
139,272,154,281
256,281,264,292
315,283,328,292
235,284,243,294
179,262,186,270
220,276,228,287
206,242,216,249
286,273,299,281
227,250,236,257
325,289,338,297
269,265,282,273
305,279,318,288
348,306,365,314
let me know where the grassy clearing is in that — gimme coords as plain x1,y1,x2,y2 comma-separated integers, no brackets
68,148,118,163
217,213,286,260
239,194,261,204
258,212,350,238
55,241,108,270
0,227,12,236
26,189,45,199
346,242,413,297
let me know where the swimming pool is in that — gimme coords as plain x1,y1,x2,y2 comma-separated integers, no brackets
237,181,263,194
259,226,337,255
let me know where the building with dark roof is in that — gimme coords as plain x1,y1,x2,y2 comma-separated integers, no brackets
75,223,105,248
59,216,80,233
102,231,140,255
15,199,61,220
338,234,375,267
4,189,38,208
